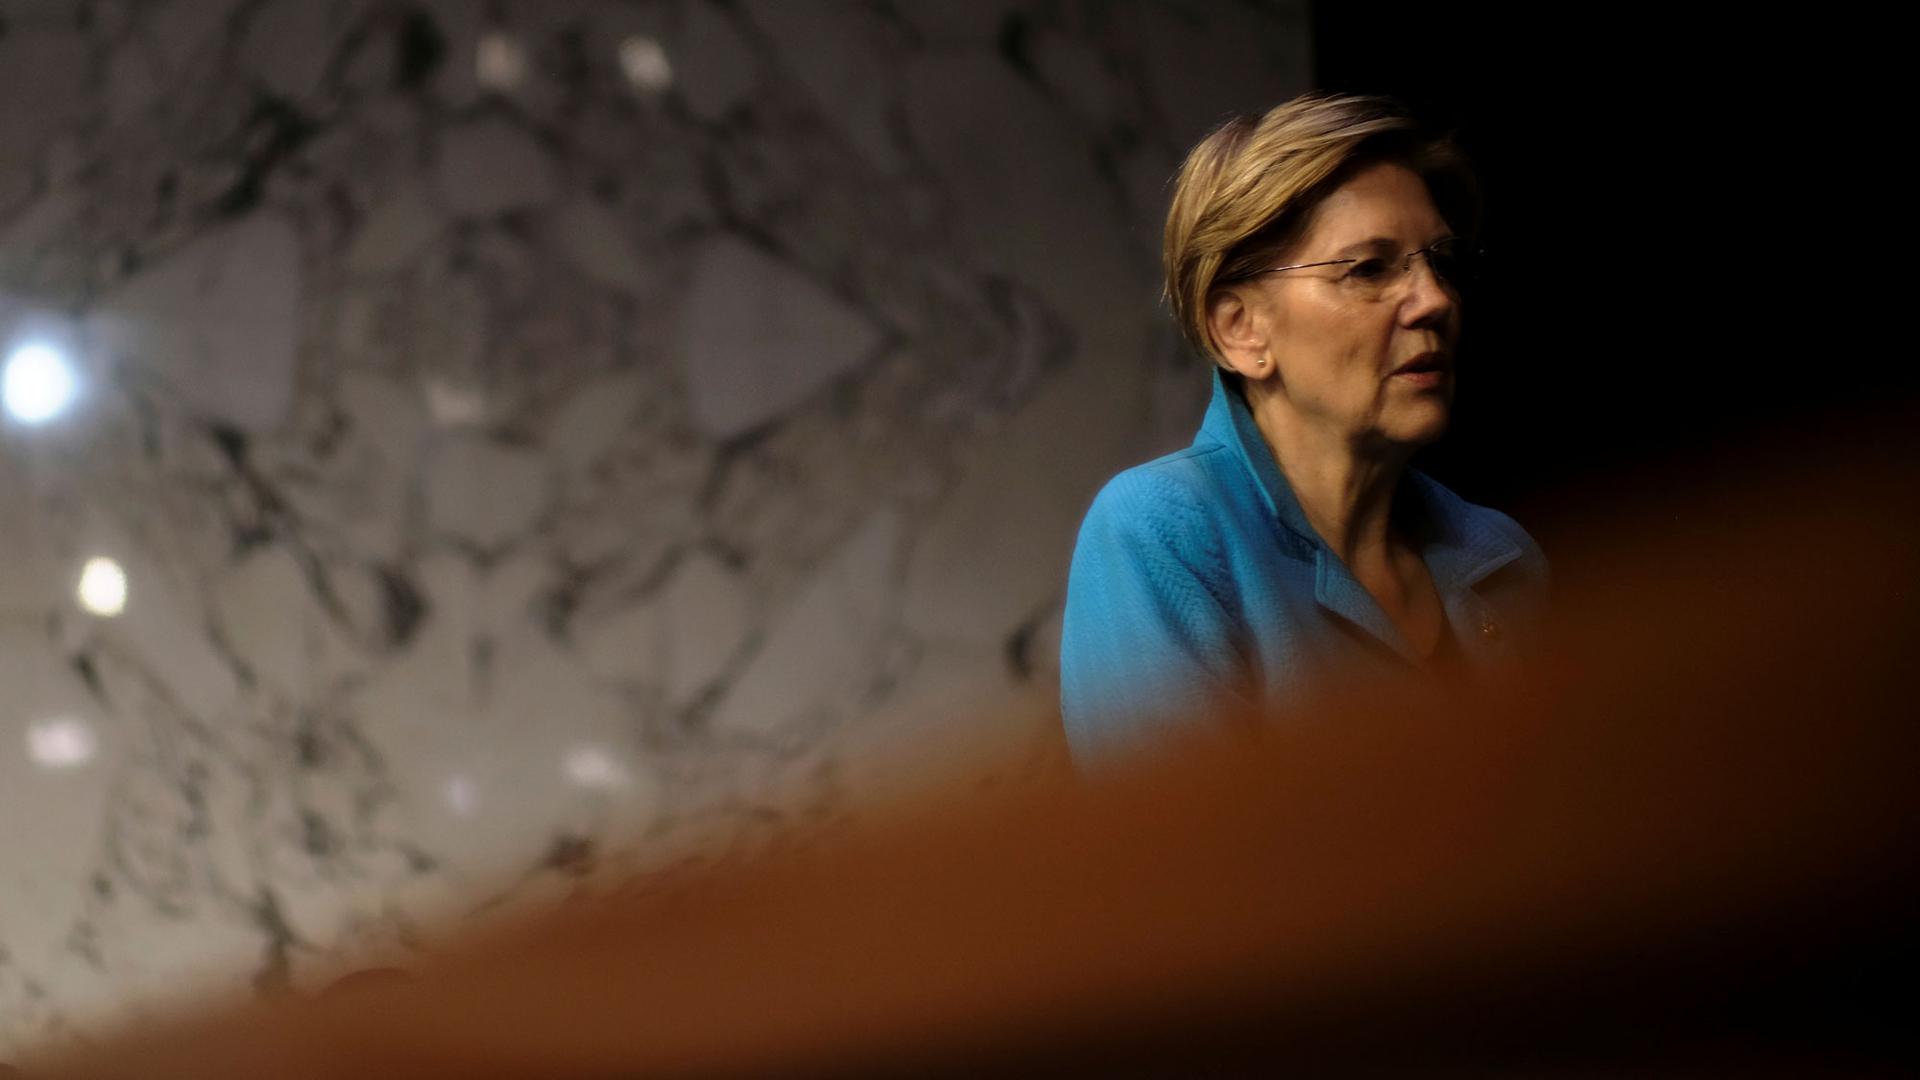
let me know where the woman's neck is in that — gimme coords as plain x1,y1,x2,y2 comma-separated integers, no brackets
1244,383,1411,573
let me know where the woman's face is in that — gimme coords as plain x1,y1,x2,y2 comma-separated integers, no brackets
1212,161,1463,454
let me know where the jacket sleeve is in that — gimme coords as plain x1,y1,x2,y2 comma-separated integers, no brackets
1058,468,1254,773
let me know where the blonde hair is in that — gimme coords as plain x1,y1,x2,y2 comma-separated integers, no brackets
1162,93,1478,364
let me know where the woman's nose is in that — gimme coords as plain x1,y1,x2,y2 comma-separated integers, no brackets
1398,255,1457,324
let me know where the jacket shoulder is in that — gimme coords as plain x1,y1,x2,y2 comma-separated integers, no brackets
1085,443,1237,526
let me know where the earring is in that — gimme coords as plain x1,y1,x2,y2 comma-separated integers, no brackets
1256,359,1267,367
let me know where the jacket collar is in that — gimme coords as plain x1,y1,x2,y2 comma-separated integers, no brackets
1195,369,1524,657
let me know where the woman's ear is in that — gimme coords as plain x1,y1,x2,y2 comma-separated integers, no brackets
1206,288,1275,381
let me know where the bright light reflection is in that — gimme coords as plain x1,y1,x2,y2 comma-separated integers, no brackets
423,376,486,428
564,745,630,790
476,31,528,91
3,342,80,425
445,775,479,816
27,716,97,769
77,557,129,617
618,36,672,92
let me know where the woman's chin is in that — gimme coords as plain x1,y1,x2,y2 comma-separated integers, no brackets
1382,402,1451,448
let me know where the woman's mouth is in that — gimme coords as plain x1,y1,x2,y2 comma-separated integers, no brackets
1390,353,1449,387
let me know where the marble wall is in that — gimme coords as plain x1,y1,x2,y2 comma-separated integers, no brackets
0,0,1308,1051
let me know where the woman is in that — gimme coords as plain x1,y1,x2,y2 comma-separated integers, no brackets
1060,93,1549,769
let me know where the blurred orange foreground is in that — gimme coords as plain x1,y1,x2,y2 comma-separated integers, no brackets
24,402,1918,1077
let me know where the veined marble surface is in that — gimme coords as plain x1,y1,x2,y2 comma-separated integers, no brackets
0,0,1307,1053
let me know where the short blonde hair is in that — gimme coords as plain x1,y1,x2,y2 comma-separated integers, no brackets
1162,93,1479,364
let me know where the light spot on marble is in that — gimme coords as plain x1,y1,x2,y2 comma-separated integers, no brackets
375,627,655,874
422,375,489,430
76,557,128,619
0,625,122,1031
617,36,673,94
562,744,631,790
2,341,79,425
445,774,479,817
25,715,97,770
475,31,530,94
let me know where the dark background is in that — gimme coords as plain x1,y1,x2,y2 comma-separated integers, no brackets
1310,6,1902,544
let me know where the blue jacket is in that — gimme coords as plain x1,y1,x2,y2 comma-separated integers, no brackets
1060,370,1550,769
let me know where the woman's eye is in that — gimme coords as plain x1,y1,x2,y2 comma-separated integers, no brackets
1346,258,1392,282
